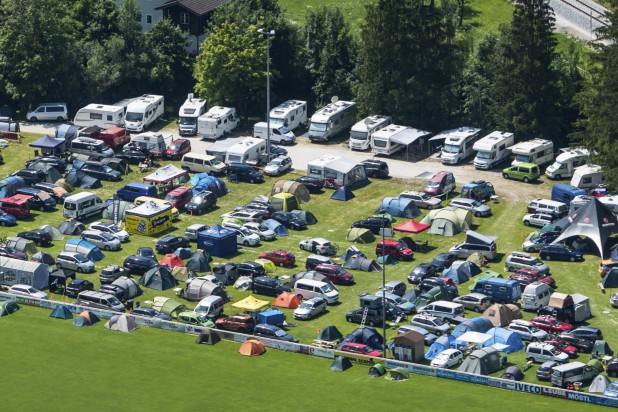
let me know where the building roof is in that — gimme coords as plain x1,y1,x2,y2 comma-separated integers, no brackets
156,0,227,15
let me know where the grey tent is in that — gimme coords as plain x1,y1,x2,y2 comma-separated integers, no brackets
102,200,135,221
100,157,130,175
55,178,74,193
31,251,55,265
28,162,62,183
212,262,238,285
346,228,376,244
291,210,318,225
139,267,178,290
340,327,384,350
104,314,139,333
196,329,221,345
441,267,469,284
340,246,365,261
73,311,100,326
376,196,421,219
50,305,72,319
270,180,311,203
343,255,381,272
458,347,502,375
589,375,611,393
0,257,49,289
421,207,475,236
385,367,410,381
112,276,143,299
330,356,353,372
451,261,482,278
58,219,86,235
501,366,524,381
66,169,102,189
6,237,38,256
601,268,618,290
262,219,289,236
183,278,228,302
170,267,195,282
368,363,386,377
317,325,343,343
591,340,613,358
39,225,64,241
56,124,79,142
185,250,212,273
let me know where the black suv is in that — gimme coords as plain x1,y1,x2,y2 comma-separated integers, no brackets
294,175,324,193
15,187,57,211
66,279,94,298
155,235,189,254
25,156,67,173
237,261,267,278
351,216,391,234
251,276,291,297
227,162,264,184
346,308,386,327
361,159,389,178
122,256,157,276
116,149,150,165
17,230,52,246
11,169,46,186
185,191,217,215
79,161,122,181
272,211,306,230
100,264,132,284
431,252,458,272
407,263,438,284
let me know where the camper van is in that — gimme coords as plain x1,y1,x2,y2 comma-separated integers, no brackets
510,138,554,166
439,127,482,165
224,137,267,165
472,278,521,304
70,137,114,159
269,100,307,130
371,125,431,156
308,100,356,142
197,106,240,140
124,95,164,132
178,94,208,136
473,131,515,169
129,132,172,154
521,282,553,310
63,192,105,220
545,148,590,179
551,362,600,388
570,164,604,190
73,104,125,129
252,122,295,145
551,184,587,207
349,115,391,151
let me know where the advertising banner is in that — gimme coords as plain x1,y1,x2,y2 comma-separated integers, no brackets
333,351,376,366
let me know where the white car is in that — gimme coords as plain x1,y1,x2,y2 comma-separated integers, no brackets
80,230,122,251
263,155,292,176
293,297,328,320
89,221,130,242
299,238,337,255
233,226,261,246
522,213,555,228
220,210,263,223
430,349,464,368
243,222,276,241
8,284,48,299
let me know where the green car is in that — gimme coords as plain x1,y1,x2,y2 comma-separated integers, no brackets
177,311,216,328
502,163,541,183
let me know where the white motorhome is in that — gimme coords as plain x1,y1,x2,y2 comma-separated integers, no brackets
63,192,105,220
130,131,173,153
371,125,431,156
197,106,240,140
571,164,603,189
545,148,590,179
124,94,164,132
510,138,554,166
473,131,515,169
308,100,356,142
269,100,307,130
178,94,208,136
73,104,125,129
224,137,267,165
439,127,482,165
349,115,391,151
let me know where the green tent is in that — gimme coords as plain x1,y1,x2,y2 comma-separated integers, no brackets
587,358,604,373
151,297,188,319
385,367,410,381
270,193,300,212
346,228,376,244
368,363,386,377
0,301,20,317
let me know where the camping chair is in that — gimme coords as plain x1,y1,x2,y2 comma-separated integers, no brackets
138,161,151,173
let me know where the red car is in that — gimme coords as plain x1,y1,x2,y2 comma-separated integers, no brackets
339,342,382,357
215,314,256,334
164,187,193,210
531,316,573,334
164,138,191,160
546,340,578,358
376,239,413,261
258,250,296,268
511,268,556,289
313,264,355,285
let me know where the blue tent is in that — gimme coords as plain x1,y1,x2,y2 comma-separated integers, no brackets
339,327,384,351
452,316,494,338
190,174,228,197
441,267,470,285
331,186,355,201
174,247,193,259
262,219,289,236
73,311,100,326
258,308,286,326
64,238,105,262
56,124,79,142
50,305,73,319
197,225,237,258
0,176,27,198
29,134,66,155
425,335,457,360
376,196,421,218
483,327,524,354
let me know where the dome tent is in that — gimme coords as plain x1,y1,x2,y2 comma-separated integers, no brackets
270,180,311,203
270,193,300,212
139,267,178,290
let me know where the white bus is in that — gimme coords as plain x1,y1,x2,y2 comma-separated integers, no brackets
308,100,356,142
371,125,431,156
124,94,164,132
439,127,482,165
510,138,554,166
545,148,590,179
472,131,515,169
349,115,391,151
73,104,125,129
269,100,307,131
197,106,240,140
178,94,208,136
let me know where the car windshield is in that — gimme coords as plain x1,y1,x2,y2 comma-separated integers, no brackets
299,302,311,310
165,195,179,202
432,318,445,326
471,200,482,207
476,151,492,159
274,329,287,337
425,181,440,188
309,122,328,132
322,284,333,293
550,347,562,356
420,193,431,200
99,232,115,241
107,224,122,233
103,166,114,173
74,254,89,263
168,143,181,150
179,117,196,126
126,112,143,121
530,326,540,333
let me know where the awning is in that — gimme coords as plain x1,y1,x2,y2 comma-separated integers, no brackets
457,331,493,344
390,128,431,146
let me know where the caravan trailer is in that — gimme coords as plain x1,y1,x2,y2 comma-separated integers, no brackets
349,115,391,151
197,106,240,140
439,127,482,165
371,125,431,156
178,94,208,136
124,95,164,132
269,100,307,130
73,104,125,129
545,148,590,179
130,132,173,153
308,100,356,142
571,164,604,189
510,139,554,166
472,131,515,169
224,137,267,165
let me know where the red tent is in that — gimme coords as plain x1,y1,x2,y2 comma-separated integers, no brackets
159,253,184,267
393,219,430,234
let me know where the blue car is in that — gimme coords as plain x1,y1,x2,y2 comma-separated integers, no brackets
0,210,17,226
539,244,584,262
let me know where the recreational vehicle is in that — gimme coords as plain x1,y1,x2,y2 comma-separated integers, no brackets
306,155,367,188
130,132,172,153
439,127,482,165
269,100,307,130
308,100,356,142
178,94,208,136
124,95,164,132
571,164,604,189
545,148,591,179
197,106,240,140
252,122,295,145
224,137,267,165
73,104,125,129
472,131,515,169
349,115,391,151
510,139,554,166
371,125,431,156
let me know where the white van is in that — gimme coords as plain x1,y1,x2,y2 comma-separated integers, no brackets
63,192,105,220
194,296,225,319
418,301,465,320
526,198,568,217
252,122,295,145
181,153,227,175
26,103,68,122
294,278,339,304
521,282,553,311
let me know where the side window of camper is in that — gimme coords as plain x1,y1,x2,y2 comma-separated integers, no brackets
484,285,492,291
107,115,112,121
583,177,592,184
499,287,506,292
90,113,103,120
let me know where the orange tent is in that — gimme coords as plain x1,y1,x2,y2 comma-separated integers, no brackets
272,291,301,309
159,253,184,267
239,339,266,356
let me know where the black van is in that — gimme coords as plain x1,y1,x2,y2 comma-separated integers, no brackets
251,276,291,297
227,162,264,183
361,159,389,178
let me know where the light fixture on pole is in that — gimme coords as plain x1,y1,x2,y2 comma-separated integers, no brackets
257,29,275,162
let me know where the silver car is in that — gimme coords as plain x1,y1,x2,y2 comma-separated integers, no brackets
80,230,121,251
56,251,95,273
505,251,550,274
8,284,48,299
453,293,491,312
243,222,277,241
399,190,443,209
263,155,292,176
410,314,451,336
449,198,492,217
185,223,209,241
293,297,328,320
89,221,130,242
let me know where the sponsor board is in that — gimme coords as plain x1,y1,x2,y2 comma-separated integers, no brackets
298,345,335,359
334,351,376,366
541,386,567,399
160,321,187,333
259,337,301,352
133,317,161,328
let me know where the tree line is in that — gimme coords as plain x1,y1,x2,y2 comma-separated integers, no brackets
0,0,616,186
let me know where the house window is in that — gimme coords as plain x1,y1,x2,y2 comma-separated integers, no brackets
146,15,152,24
181,12,190,25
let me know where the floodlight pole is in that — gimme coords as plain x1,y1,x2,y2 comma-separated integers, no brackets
258,29,275,162
382,222,387,358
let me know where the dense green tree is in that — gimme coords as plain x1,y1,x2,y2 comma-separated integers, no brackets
194,22,265,117
68,0,119,44
304,7,357,106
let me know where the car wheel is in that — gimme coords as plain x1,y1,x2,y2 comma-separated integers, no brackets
30,116,38,122
0,221,5,226
77,267,83,273
346,315,353,323
545,255,551,261
502,173,509,179
526,357,534,363
322,306,327,314
278,262,283,267
523,177,529,183
475,212,481,217
250,178,256,184
570,256,575,262
555,174,561,180
473,307,481,313
104,245,111,251
307,313,312,320
57,116,65,122
435,331,442,336
244,241,249,246
316,249,321,255
300,244,305,251
427,205,433,210
56,263,62,269
523,220,530,226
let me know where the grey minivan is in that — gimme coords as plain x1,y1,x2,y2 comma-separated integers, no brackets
56,251,95,273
